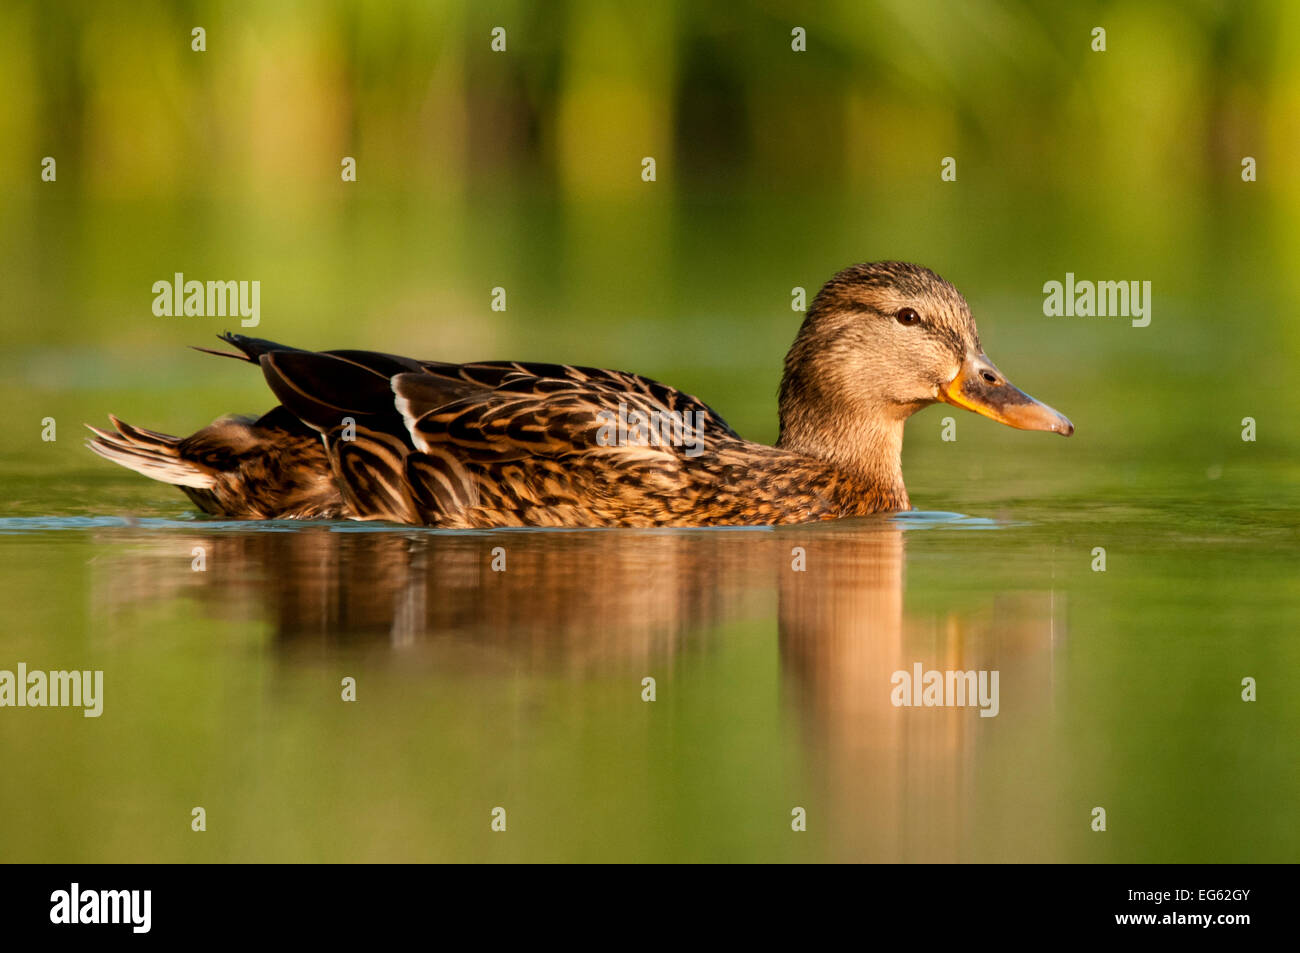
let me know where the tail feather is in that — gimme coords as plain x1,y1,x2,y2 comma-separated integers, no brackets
85,418,216,489
86,336,364,520
188,344,251,362
189,332,305,365
106,414,183,451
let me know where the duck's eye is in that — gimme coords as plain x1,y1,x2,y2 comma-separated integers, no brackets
896,307,920,326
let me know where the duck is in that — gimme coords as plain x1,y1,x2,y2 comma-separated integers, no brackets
87,261,1072,528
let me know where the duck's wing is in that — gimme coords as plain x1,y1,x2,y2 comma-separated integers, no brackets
218,335,739,526
410,359,740,441
212,335,738,439
394,372,728,527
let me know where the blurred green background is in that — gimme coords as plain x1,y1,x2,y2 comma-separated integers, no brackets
3,0,1299,459
0,1,1296,863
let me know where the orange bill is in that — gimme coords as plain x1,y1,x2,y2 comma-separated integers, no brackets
940,353,1074,436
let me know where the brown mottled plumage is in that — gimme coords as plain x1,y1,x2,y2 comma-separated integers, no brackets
88,262,1072,527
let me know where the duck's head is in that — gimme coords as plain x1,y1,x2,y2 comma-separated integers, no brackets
778,261,1072,481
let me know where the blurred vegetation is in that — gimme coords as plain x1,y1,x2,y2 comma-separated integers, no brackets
1,0,1296,456
3,1,1296,197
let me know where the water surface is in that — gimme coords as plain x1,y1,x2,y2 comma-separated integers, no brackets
1,452,1294,862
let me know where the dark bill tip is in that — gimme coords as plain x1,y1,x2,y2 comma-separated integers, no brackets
940,354,1074,437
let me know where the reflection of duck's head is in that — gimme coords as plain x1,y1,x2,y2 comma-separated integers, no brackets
777,262,1072,483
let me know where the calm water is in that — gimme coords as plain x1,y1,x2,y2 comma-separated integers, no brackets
2,189,1297,862
0,444,1295,862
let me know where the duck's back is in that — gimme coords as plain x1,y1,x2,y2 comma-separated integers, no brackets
92,334,879,528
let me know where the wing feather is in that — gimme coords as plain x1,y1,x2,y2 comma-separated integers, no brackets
221,341,739,526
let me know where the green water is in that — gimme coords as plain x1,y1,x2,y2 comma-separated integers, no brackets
2,184,1299,861
0,363,1296,860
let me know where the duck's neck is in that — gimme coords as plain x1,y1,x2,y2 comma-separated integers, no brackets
776,399,911,509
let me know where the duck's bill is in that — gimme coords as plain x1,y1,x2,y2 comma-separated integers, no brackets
940,354,1074,436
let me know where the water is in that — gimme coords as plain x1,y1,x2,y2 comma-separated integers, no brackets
1,448,1295,862
3,165,1298,862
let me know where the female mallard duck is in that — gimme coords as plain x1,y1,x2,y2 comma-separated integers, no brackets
88,262,1072,527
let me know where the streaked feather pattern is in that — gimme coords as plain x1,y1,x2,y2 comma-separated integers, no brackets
89,263,1075,526
88,332,902,527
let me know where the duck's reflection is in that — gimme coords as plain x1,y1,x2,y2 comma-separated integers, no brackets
98,527,779,665
777,526,1062,860
93,520,1062,860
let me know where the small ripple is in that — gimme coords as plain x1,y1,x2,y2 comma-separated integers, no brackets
0,509,1015,536
0,515,307,535
892,510,1012,530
